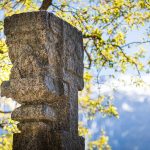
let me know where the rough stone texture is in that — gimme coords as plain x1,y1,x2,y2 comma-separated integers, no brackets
12,104,56,122
2,77,67,103
13,130,85,150
1,11,84,150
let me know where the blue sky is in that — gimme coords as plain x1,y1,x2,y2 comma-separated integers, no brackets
86,75,150,149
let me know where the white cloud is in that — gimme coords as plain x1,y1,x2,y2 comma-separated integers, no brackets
91,74,150,102
122,102,134,112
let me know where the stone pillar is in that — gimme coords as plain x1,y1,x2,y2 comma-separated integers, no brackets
1,11,84,150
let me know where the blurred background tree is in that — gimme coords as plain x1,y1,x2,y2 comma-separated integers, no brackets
0,0,149,149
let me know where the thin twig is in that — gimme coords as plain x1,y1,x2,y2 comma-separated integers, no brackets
121,41,150,48
0,110,12,114
84,46,92,69
113,44,141,77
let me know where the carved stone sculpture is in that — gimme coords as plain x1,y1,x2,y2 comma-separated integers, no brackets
1,11,84,150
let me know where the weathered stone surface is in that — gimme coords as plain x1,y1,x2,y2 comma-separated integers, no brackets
1,77,67,103
2,11,84,150
13,122,85,150
4,11,84,90
12,104,56,122
13,130,85,150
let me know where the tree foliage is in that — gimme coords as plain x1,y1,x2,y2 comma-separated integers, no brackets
0,0,150,149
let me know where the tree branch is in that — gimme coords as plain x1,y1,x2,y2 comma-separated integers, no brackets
0,50,4,54
39,0,53,10
113,44,141,77
121,41,150,48
84,47,92,69
145,0,150,7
